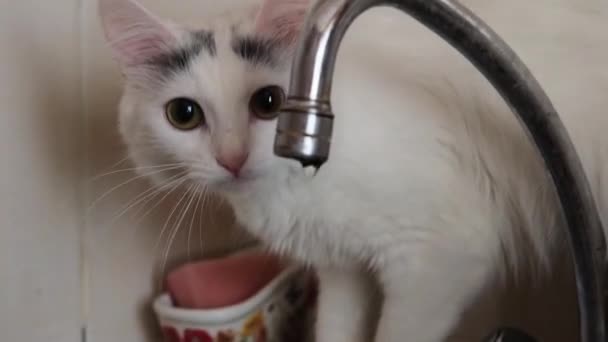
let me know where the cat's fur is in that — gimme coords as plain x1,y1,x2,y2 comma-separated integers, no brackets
99,0,608,340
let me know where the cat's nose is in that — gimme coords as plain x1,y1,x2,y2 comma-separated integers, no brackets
216,152,248,177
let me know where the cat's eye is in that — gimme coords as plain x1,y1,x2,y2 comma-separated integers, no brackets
249,85,285,120
165,98,205,130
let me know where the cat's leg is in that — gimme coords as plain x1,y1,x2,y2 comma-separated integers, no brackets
374,234,495,342
315,268,378,342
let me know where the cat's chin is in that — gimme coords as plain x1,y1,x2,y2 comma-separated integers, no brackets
193,173,262,197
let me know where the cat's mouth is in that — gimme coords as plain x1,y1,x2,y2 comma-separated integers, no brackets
187,163,289,196
215,175,255,187
195,170,261,194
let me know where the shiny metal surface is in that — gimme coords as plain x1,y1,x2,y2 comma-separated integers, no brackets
273,0,607,341
275,98,333,166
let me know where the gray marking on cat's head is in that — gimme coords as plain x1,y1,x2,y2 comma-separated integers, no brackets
231,35,279,67
147,30,216,76
192,30,217,56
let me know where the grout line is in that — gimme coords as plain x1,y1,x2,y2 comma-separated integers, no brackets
76,0,91,340
81,326,88,342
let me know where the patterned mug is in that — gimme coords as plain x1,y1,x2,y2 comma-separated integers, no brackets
153,262,317,342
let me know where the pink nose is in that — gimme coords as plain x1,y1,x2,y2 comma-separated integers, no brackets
216,153,248,177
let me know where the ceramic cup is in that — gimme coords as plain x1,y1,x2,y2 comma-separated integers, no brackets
153,261,317,342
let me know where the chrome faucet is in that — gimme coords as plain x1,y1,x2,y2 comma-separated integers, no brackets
273,0,607,341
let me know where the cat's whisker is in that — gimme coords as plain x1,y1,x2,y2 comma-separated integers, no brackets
104,171,188,229
152,184,193,290
154,183,196,252
87,165,187,212
130,177,188,228
96,155,132,174
206,189,225,245
101,171,185,219
125,173,187,222
99,175,188,251
198,187,208,256
89,162,187,182
100,186,158,232
187,188,203,260
123,176,190,249
159,184,200,289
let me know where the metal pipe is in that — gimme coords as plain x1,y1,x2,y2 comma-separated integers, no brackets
273,0,607,341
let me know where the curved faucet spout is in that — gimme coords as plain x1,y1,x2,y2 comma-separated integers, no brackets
273,0,607,341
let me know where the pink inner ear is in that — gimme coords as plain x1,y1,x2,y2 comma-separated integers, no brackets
254,0,310,44
110,27,173,67
100,0,176,67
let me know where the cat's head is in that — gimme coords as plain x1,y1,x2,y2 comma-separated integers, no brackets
99,0,311,194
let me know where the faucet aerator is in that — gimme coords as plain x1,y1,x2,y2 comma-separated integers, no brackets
274,98,334,168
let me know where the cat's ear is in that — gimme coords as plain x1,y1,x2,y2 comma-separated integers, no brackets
254,0,312,44
99,0,176,68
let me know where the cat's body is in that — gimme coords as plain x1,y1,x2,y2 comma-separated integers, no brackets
99,0,608,341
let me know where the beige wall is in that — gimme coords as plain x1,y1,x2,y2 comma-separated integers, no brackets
0,0,83,341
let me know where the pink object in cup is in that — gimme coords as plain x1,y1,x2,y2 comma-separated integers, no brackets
153,249,317,342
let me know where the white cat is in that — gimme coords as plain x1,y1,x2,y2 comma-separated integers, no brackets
99,0,608,340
